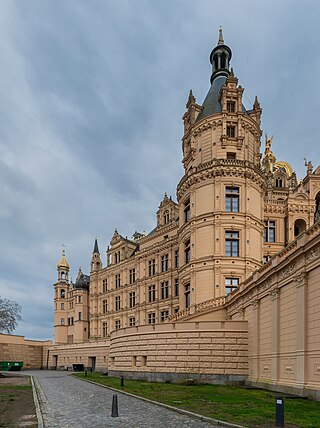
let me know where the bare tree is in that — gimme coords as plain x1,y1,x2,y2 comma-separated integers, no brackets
0,297,22,334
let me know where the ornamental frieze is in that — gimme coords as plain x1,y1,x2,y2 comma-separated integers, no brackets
278,263,296,280
306,245,320,262
258,278,272,292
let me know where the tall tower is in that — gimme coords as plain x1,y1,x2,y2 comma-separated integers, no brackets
53,248,70,344
89,238,101,340
177,28,264,310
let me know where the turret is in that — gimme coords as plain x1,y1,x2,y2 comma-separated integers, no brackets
91,238,102,272
53,247,70,345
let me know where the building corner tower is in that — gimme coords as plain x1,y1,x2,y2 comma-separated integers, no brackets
177,27,265,311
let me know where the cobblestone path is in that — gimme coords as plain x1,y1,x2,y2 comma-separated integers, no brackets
27,371,219,428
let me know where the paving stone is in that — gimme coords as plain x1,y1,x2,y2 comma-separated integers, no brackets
25,370,219,428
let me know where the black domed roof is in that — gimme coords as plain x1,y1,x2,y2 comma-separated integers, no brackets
74,269,90,290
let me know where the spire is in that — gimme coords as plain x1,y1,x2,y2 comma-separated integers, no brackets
218,25,224,45
57,246,70,270
93,238,100,254
253,95,260,110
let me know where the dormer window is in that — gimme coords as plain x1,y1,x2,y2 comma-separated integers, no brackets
227,101,236,113
275,177,283,188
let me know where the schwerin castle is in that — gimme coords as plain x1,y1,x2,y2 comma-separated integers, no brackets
1,29,320,400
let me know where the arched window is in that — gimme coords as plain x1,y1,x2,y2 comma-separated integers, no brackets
294,219,307,237
220,53,226,69
275,177,283,188
60,289,65,298
163,210,169,224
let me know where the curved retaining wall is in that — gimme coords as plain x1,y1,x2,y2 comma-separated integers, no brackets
108,321,248,383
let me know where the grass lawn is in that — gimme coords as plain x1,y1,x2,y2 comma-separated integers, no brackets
74,372,320,428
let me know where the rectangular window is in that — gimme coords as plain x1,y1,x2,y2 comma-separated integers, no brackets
129,317,136,327
184,198,190,223
225,187,239,212
185,284,190,308
102,321,108,337
78,312,82,321
227,152,236,160
148,259,156,276
61,318,65,325
225,231,239,256
61,303,64,310
174,278,179,297
174,250,179,268
264,220,276,242
160,310,169,322
161,254,169,272
102,299,108,314
185,239,191,264
148,312,156,324
78,295,82,304
129,291,136,308
115,296,121,311
160,281,169,300
227,101,236,113
227,125,236,138
71,317,74,325
115,319,121,330
148,285,156,302
129,268,136,284
115,273,121,289
102,279,108,293
225,277,239,294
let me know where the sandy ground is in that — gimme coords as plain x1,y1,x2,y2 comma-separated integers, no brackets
0,372,37,428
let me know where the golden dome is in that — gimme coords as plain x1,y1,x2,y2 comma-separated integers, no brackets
57,248,70,270
274,161,293,176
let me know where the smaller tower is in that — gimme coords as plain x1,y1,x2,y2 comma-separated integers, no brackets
91,238,102,272
53,247,70,345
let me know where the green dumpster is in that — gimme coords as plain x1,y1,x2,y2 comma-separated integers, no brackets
0,361,23,371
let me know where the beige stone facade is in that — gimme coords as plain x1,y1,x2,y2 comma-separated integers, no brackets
0,333,52,369
48,29,320,398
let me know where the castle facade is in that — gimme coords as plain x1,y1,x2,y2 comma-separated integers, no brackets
51,29,320,399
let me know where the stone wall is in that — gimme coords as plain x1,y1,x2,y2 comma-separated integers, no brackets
48,339,110,372
226,221,320,399
108,321,248,383
0,334,52,369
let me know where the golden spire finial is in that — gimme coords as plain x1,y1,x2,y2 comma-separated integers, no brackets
218,25,224,45
57,245,70,270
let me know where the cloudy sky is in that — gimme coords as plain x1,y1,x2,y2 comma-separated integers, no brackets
0,0,319,340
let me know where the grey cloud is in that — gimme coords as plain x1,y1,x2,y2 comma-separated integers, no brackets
0,0,319,339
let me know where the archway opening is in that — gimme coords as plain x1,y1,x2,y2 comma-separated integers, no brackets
294,219,307,238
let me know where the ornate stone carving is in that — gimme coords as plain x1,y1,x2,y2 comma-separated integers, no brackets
294,272,307,288
306,245,320,262
269,287,279,300
278,263,296,280
251,298,260,309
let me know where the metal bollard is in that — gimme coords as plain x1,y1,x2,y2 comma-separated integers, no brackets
85,370,87,377
276,397,284,427
120,375,124,387
111,394,119,417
